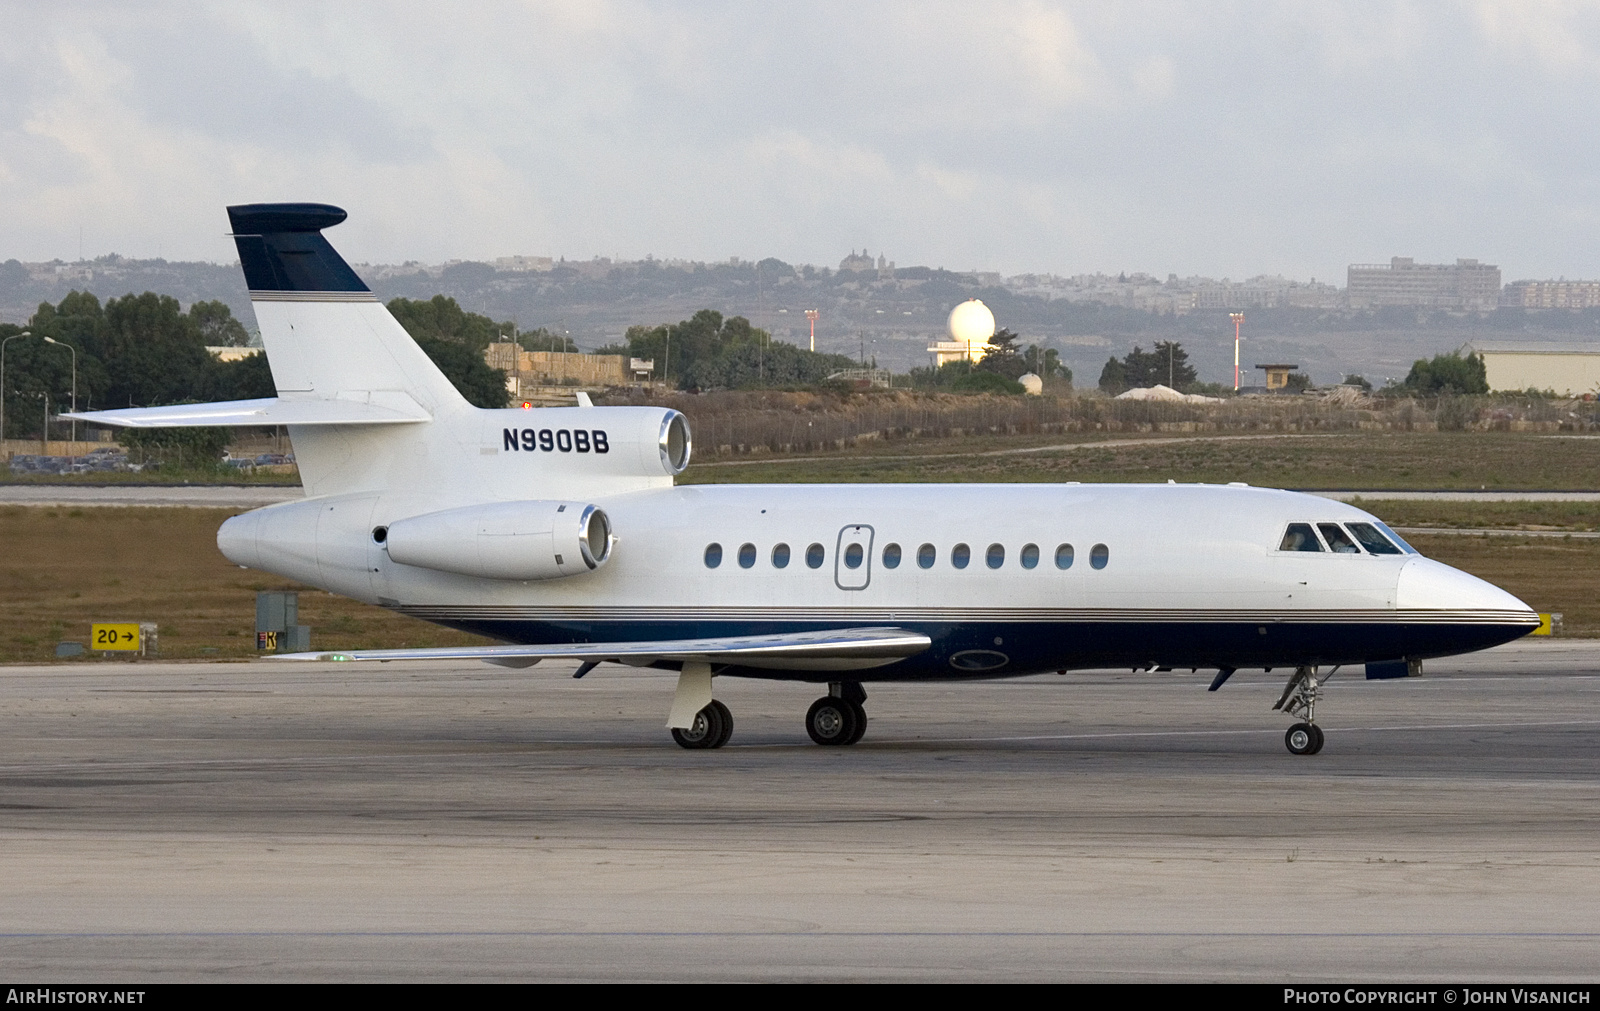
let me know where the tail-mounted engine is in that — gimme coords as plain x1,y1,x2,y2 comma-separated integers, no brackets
381,500,613,580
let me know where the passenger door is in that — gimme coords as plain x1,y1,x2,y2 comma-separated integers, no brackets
834,524,874,590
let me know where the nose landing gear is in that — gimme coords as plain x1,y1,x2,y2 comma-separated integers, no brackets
1274,665,1329,755
1284,721,1324,755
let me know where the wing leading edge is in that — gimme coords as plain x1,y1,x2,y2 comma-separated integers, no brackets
266,626,932,672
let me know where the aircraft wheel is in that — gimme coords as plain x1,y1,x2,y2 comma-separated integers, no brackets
709,699,734,748
806,696,859,746
1285,722,1318,756
845,701,868,744
673,701,730,750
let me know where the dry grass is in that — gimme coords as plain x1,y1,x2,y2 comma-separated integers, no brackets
1356,499,1600,531
0,506,490,664
684,432,1600,490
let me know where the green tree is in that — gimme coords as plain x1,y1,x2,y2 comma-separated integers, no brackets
518,327,579,353
197,351,276,401
1100,342,1196,392
117,425,231,470
413,336,510,408
1023,344,1070,382
977,328,1029,381
386,295,513,353
1403,352,1488,395
1098,356,1128,394
101,292,211,407
10,293,113,435
189,300,251,347
949,369,1024,395
624,310,851,389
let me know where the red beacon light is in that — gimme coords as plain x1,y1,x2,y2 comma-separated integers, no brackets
520,401,533,409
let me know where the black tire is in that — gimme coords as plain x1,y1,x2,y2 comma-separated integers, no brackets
1285,722,1317,756
806,697,859,746
672,702,726,750
709,699,733,749
1307,723,1325,755
845,701,868,745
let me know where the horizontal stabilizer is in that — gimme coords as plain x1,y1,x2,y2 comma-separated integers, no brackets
65,394,431,428
267,626,932,672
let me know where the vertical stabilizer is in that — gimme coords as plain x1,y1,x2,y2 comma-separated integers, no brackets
227,203,470,495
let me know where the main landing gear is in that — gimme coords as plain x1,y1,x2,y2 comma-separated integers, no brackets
672,699,733,750
668,661,731,750
667,665,870,750
1273,665,1327,756
806,682,868,747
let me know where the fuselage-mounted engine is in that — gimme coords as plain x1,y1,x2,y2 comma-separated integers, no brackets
381,499,612,580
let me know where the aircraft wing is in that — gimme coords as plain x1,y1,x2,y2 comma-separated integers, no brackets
266,626,932,672
63,393,430,428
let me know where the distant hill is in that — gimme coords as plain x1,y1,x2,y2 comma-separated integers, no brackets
8,254,1600,387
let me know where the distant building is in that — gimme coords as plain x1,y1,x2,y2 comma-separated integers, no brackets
485,343,641,401
839,249,876,273
1500,280,1600,310
1254,364,1300,392
1347,257,1501,310
493,255,554,273
1461,341,1600,396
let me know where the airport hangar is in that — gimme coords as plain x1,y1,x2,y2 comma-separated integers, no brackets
1462,340,1600,396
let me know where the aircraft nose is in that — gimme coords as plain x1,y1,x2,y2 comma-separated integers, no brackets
1396,556,1535,616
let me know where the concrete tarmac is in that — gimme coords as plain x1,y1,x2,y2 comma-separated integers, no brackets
2,641,1599,982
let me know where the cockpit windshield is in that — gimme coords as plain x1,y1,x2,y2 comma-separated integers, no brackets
1346,522,1403,555
1318,523,1361,553
1369,519,1418,554
1279,523,1323,552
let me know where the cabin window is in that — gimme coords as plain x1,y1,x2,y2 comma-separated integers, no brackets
882,543,902,569
1055,543,1074,569
1279,523,1322,552
772,543,791,568
917,543,936,569
843,542,864,569
704,543,722,568
1020,543,1039,569
986,543,1005,569
806,543,825,568
1090,543,1109,569
737,543,757,568
952,543,971,569
1347,522,1403,555
1318,523,1360,554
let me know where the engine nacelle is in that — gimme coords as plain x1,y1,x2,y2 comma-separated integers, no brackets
382,499,613,581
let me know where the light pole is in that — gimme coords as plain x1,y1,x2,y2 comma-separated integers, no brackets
1229,313,1245,391
0,330,31,456
42,336,76,447
805,309,819,353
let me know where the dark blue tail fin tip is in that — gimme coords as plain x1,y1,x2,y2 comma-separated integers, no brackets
227,202,370,294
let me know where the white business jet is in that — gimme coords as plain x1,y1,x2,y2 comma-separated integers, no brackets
68,204,1539,755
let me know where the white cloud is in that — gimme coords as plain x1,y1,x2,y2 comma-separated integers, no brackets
2,1,1600,282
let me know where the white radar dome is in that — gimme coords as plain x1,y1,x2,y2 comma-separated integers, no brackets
948,299,996,345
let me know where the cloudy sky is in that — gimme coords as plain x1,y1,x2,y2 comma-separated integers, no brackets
3,1,1599,281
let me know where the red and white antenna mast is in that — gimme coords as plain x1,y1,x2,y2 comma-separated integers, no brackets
1230,313,1245,390
804,309,819,352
